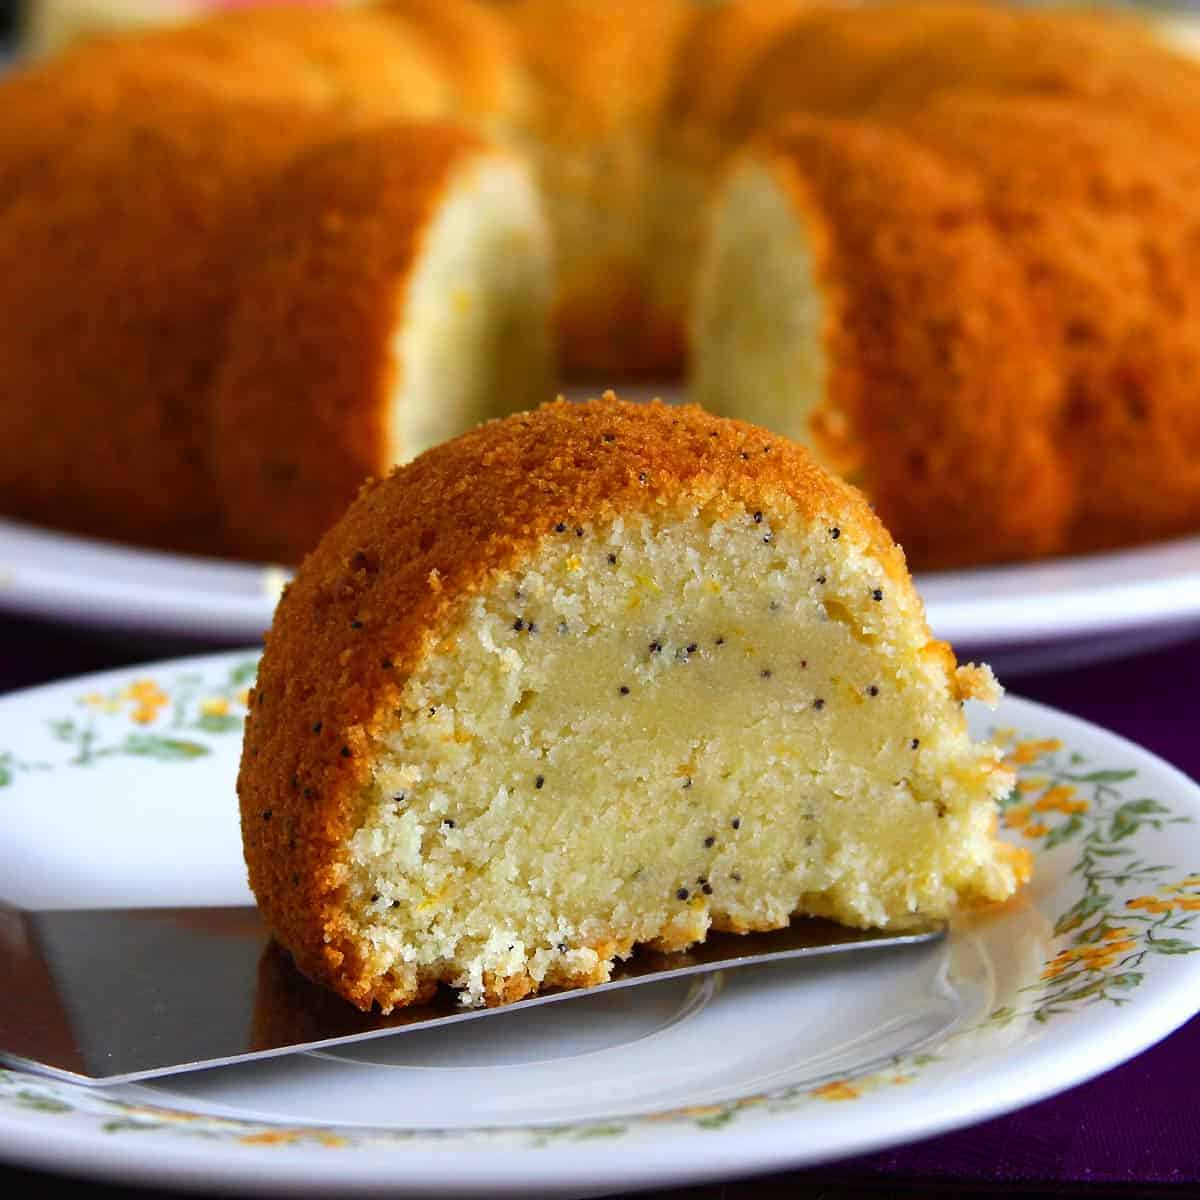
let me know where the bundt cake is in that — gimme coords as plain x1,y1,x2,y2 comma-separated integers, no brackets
239,396,1026,1011
2,0,1200,568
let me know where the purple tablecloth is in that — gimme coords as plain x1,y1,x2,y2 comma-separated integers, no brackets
0,612,1197,1197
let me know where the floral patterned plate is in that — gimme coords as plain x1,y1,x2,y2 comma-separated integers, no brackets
2,652,1199,1196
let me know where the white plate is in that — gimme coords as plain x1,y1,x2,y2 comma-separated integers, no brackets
2,514,1200,675
1,652,1199,1195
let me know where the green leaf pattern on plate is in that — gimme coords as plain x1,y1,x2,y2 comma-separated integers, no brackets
0,659,257,778
993,730,1199,1025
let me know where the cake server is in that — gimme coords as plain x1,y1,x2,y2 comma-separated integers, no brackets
0,901,943,1086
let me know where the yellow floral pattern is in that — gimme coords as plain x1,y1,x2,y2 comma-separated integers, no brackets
992,735,1199,1025
6,659,260,774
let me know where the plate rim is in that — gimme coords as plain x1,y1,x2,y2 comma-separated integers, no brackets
3,515,1200,647
1,652,1199,1194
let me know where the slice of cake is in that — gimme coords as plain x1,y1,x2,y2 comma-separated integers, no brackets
239,395,1027,1012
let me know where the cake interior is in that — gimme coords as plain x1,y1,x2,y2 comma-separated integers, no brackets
388,156,555,461
341,503,1015,1008
690,162,845,468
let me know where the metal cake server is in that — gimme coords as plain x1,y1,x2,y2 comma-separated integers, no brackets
0,901,943,1086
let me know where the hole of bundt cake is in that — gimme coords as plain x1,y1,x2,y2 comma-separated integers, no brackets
386,156,555,465
342,505,1013,1008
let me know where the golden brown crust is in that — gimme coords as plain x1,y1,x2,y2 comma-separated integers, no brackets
740,1,1200,145
44,18,338,109
0,63,341,551
211,123,491,565
664,0,818,136
175,6,456,123
757,115,1072,568
868,5,1200,155
891,94,1200,552
238,395,919,1009
381,0,528,131
739,1,1020,128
